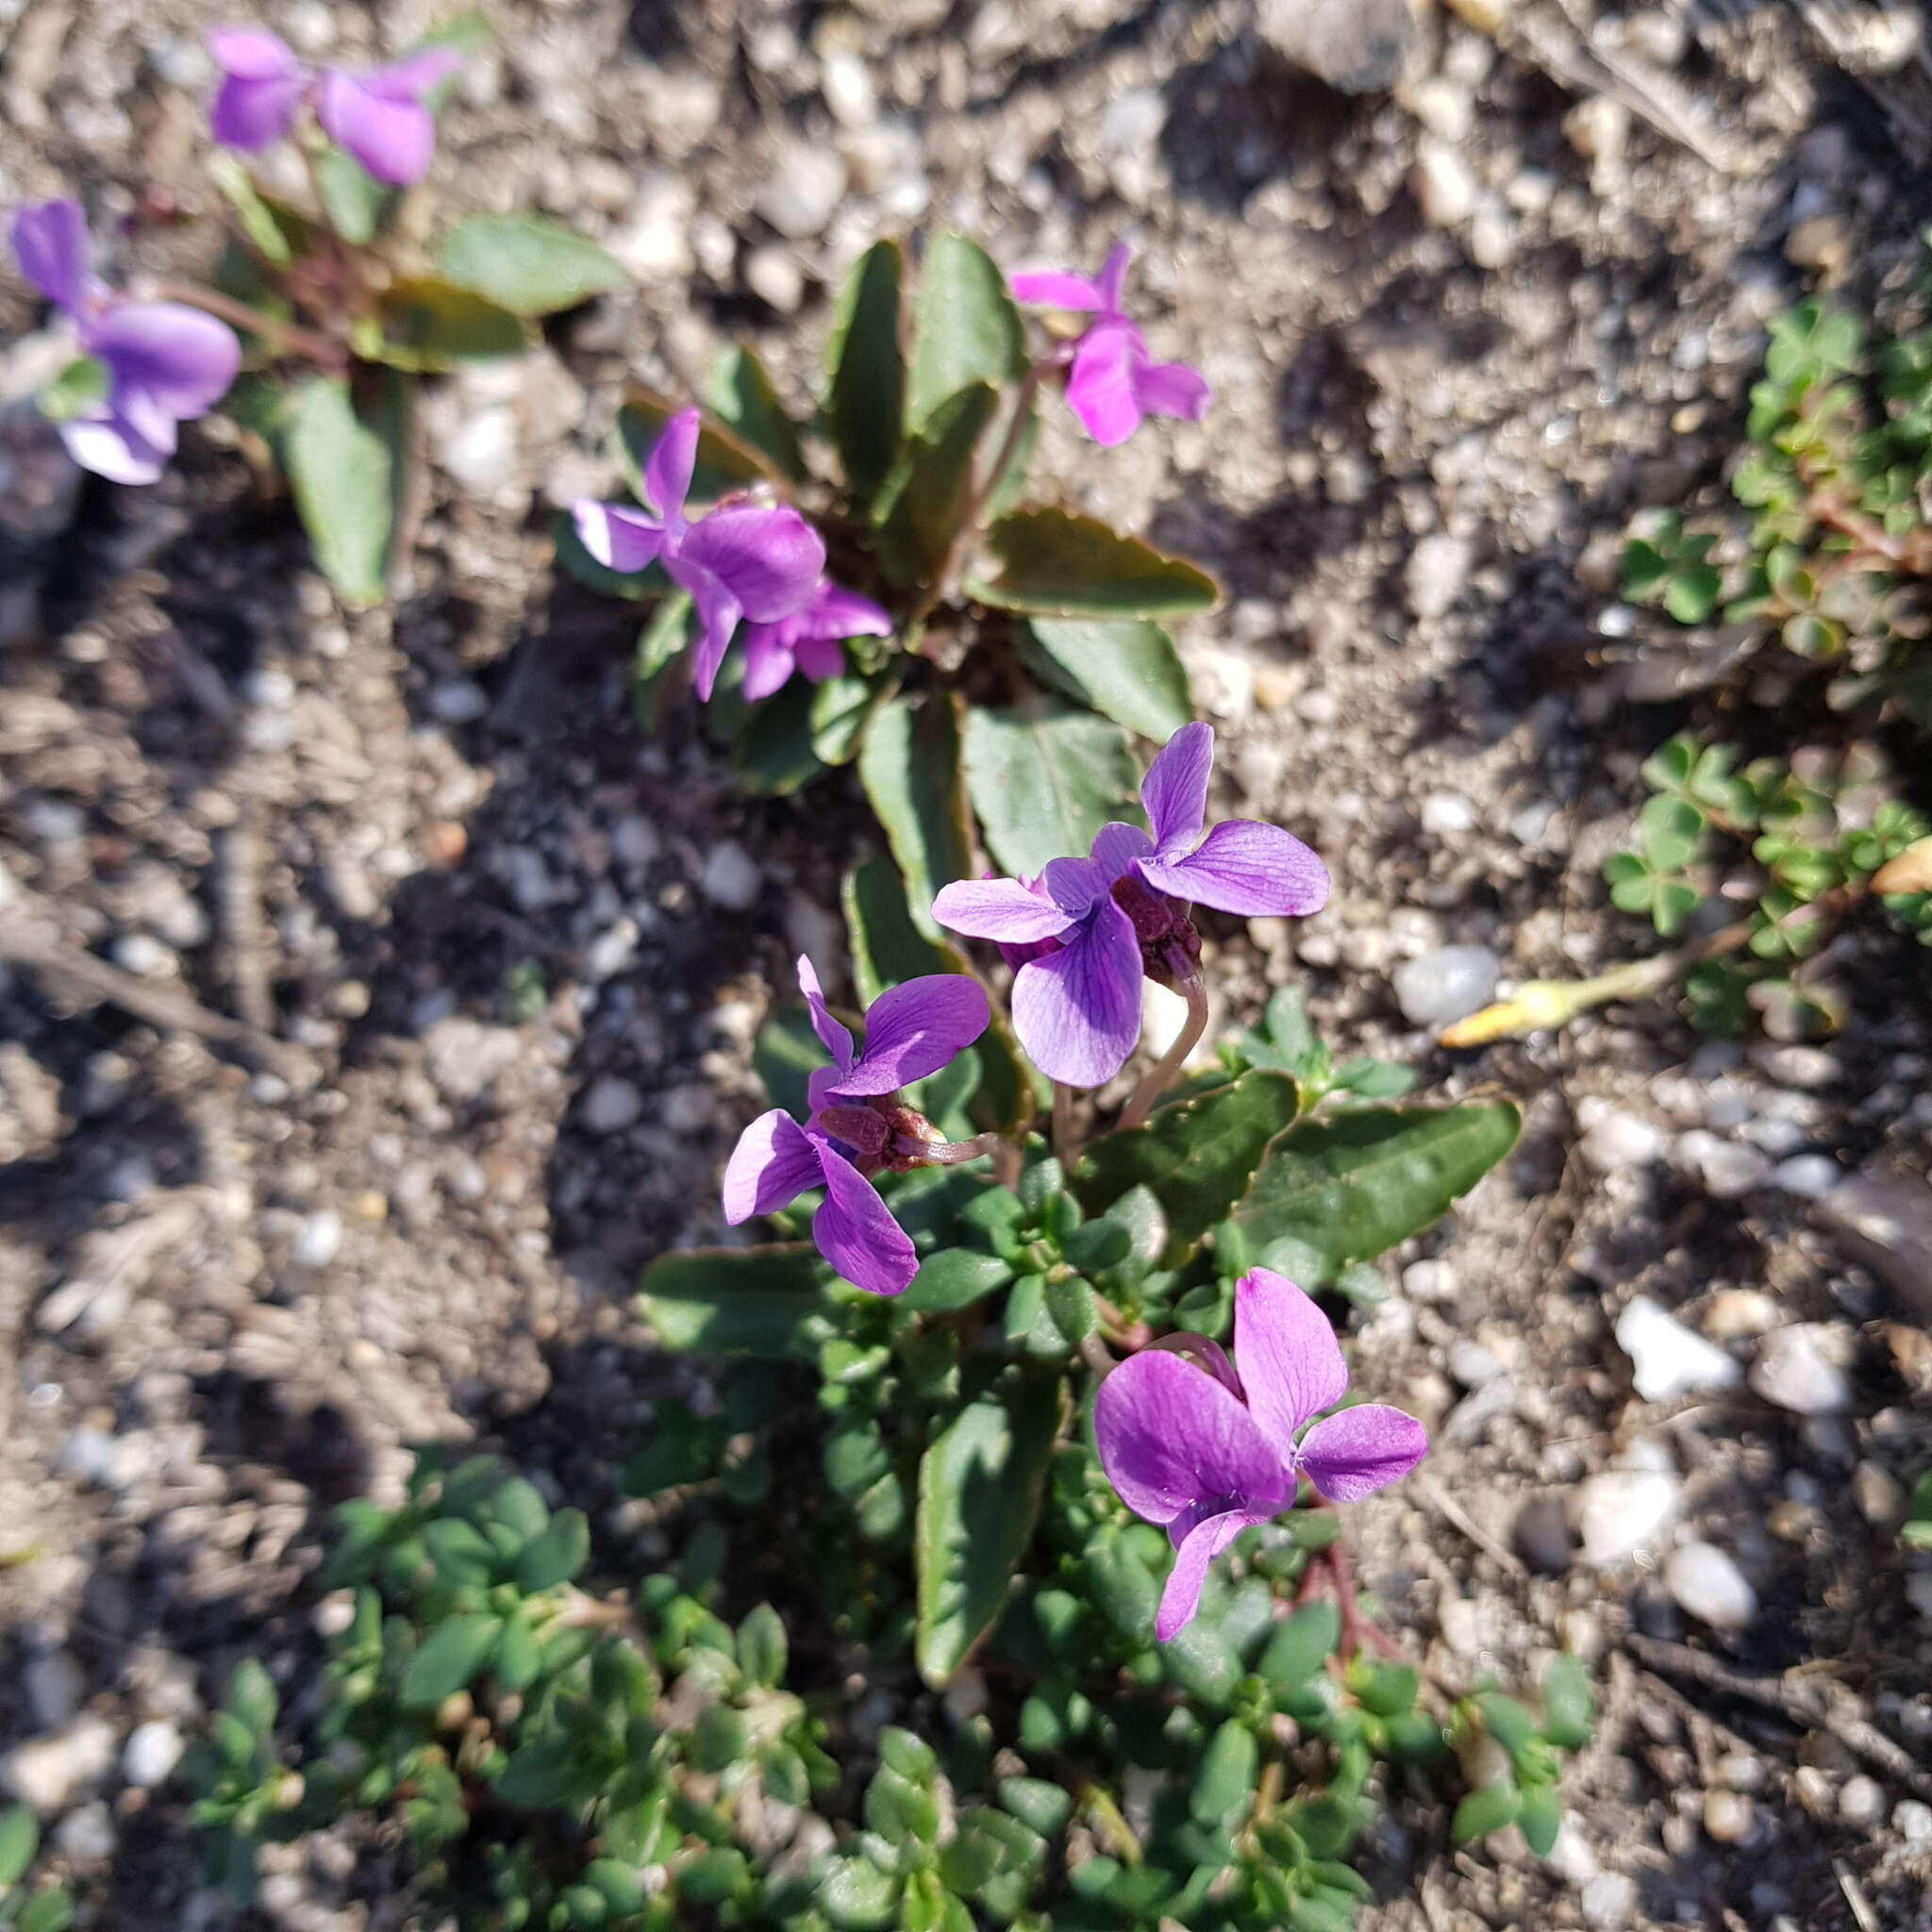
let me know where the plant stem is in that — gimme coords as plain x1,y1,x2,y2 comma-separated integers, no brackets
1051,1081,1079,1168
149,280,346,372
1118,975,1207,1132
961,359,1046,534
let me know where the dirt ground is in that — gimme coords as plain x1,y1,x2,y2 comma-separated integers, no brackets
3,0,1931,1926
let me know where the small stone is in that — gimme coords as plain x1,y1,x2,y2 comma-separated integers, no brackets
1401,1258,1456,1303
755,144,848,239
53,1800,116,1861
1257,0,1414,92
1406,531,1473,618
582,1076,643,1135
24,1652,85,1729
1514,1495,1575,1574
1579,1872,1637,1931
291,1209,342,1268
1676,1129,1772,1199
1853,1461,1905,1527
1420,790,1478,836
1574,1469,1680,1565
1704,1789,1753,1843
1751,1043,1837,1090
122,1720,185,1789
1615,1295,1741,1403
1817,1172,1932,1321
1407,76,1474,142
1546,1820,1599,1887
1772,1154,1840,1200
0,1717,117,1812
1446,1338,1506,1389
700,841,760,911
821,48,876,127
1894,1799,1932,1846
1411,141,1477,228
112,933,177,979
1749,1324,1854,1416
1664,1541,1757,1631
422,1019,523,1105
743,245,805,313
612,172,696,278
428,679,490,724
1839,1775,1886,1828
1704,1289,1779,1341
1579,1108,1668,1174
435,408,519,499
1391,945,1499,1027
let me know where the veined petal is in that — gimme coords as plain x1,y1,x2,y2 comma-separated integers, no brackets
796,955,855,1074
680,504,826,623
211,70,308,150
931,877,1075,945
1064,322,1143,447
1090,821,1154,884
722,1108,824,1224
1141,721,1213,855
365,43,466,101
1233,1269,1348,1447
572,499,664,574
644,407,698,527
208,25,303,77
1298,1405,1428,1504
91,304,240,417
791,631,846,682
315,69,436,184
666,554,742,701
814,1152,919,1295
797,582,893,642
1131,354,1211,424
1094,1348,1286,1526
1138,819,1329,919
1145,1331,1244,1401
738,620,799,702
1009,900,1141,1088
1041,854,1108,918
1158,1508,1273,1641
1093,242,1133,316
11,199,92,313
60,407,172,485
1008,268,1105,311
837,974,989,1095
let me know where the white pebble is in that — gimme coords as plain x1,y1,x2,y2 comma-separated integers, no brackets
1405,530,1473,619
291,1209,342,1269
428,679,490,724
1580,1872,1637,1930
1749,1324,1854,1416
1839,1775,1886,1828
1391,944,1499,1027
1664,1541,1757,1631
581,1076,643,1135
700,841,761,910
0,1716,117,1812
121,1720,185,1789
1402,1257,1457,1303
1676,1129,1772,1199
1579,1108,1668,1174
744,245,805,313
1893,1799,1932,1845
1574,1469,1680,1565
1615,1295,1740,1403
1411,140,1477,227
1772,1154,1840,1201
1420,790,1478,836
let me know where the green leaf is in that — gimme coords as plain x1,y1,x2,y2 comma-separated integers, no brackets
707,342,809,483
370,275,529,371
437,214,628,317
491,1733,575,1807
618,385,776,506
1021,616,1195,741
1191,1719,1259,1828
899,1248,1015,1313
961,701,1142,879
967,508,1220,620
1519,1784,1563,1858
39,356,110,424
0,1805,40,1888
1083,1531,1160,1646
915,1373,1063,1687
874,382,999,588
691,1704,750,1773
998,1776,1073,1837
730,675,832,797
1257,1600,1340,1688
1541,1654,1594,1751
225,1657,278,1740
284,375,394,608
513,1508,590,1591
400,1612,503,1708
17,1892,74,1932
207,151,296,265
680,1847,751,1906
317,147,391,246
819,1857,899,1931
1662,563,1723,625
857,692,972,941
737,1602,788,1689
824,240,906,507
1074,1070,1304,1266
1451,1783,1521,1842
639,1246,831,1358
1231,1101,1522,1286
907,232,1025,433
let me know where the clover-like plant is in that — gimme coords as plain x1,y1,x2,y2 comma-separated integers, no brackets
8,15,626,605
560,235,1223,908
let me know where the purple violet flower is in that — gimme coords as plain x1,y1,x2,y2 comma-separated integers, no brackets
741,578,892,703
1094,1268,1428,1640
723,958,991,1296
931,723,1328,1088
208,26,465,186
9,199,240,487
573,408,826,702
1009,242,1211,448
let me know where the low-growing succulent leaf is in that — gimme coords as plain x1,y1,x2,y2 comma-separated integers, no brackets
400,1612,503,1708
0,1805,40,1888
1190,1719,1258,1829
1452,1782,1521,1842
317,147,391,245
437,214,628,316
639,1245,834,1358
899,1248,1015,1313
1257,1600,1341,1688
365,276,529,371
1541,1654,1594,1750
1519,1783,1563,1857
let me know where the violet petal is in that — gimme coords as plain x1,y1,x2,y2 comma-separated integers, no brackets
1130,354,1211,424
835,974,989,1096
1141,722,1214,856
643,408,698,528
931,877,1075,945
10,199,92,314
1064,322,1143,448
1232,1268,1348,1447
1010,901,1143,1088
680,504,826,625
667,552,743,703
1089,820,1154,884
1008,268,1105,311
89,303,241,418
208,25,304,76
791,631,846,682
1298,1405,1429,1504
813,1151,918,1295
1158,1509,1272,1641
60,408,173,486
314,69,437,185
722,1108,825,1224
210,70,307,149
798,583,893,642
572,500,663,575
1137,819,1330,919
1093,242,1133,316
738,620,799,702
796,955,855,1074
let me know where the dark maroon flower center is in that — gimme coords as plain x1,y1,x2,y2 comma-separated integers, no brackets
1110,871,1202,987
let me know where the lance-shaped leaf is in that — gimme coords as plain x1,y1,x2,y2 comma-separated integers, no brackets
207,152,298,266
1022,616,1194,741
824,239,905,507
617,385,777,506
285,375,396,608
1230,1102,1522,1285
858,692,973,941
368,276,529,372
908,232,1026,433
729,676,830,797
437,213,629,317
708,343,809,482
1073,1070,1304,1265
638,1245,837,1359
318,148,391,246
967,508,1220,620
874,382,998,589
961,701,1141,879
914,1371,1063,1687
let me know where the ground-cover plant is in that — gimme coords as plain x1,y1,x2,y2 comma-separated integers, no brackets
192,726,1582,1928
0,1809,73,1932
8,14,625,604
560,234,1223,935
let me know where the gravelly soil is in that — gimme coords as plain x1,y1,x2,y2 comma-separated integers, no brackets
3,2,1931,1927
